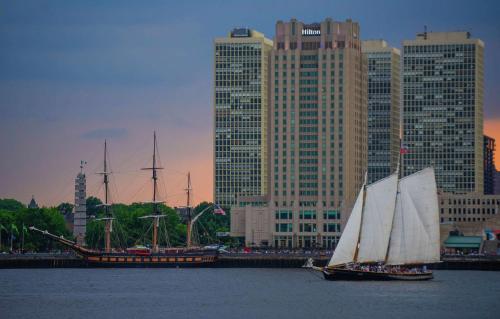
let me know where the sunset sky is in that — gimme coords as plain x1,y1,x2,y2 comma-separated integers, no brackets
0,0,499,207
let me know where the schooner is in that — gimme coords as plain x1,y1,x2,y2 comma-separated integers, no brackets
322,167,441,281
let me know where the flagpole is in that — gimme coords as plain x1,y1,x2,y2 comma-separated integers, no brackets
21,223,24,253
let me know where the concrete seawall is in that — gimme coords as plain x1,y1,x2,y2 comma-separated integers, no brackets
1,253,499,270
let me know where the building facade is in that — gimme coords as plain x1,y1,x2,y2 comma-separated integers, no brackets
73,166,87,246
484,135,496,194
213,28,273,207
402,32,484,193
231,19,367,249
362,40,400,184
495,170,500,195
439,192,500,224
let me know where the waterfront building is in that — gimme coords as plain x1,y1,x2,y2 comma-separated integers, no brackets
230,195,271,246
484,135,496,194
362,40,400,183
213,28,273,208
495,170,500,195
402,32,484,193
439,192,499,224
438,192,500,248
231,18,368,249
73,163,87,246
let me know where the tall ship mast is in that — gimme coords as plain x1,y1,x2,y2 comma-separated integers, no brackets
138,131,166,254
185,172,193,249
321,167,440,281
29,132,219,267
95,140,114,253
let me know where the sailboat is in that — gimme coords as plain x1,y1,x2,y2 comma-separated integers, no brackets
30,132,219,267
322,167,440,281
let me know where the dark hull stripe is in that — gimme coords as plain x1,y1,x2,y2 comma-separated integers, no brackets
323,269,433,281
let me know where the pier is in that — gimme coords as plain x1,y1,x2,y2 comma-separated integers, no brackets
1,253,500,270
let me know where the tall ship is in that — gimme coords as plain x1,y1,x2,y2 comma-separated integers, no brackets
321,167,440,281
30,132,219,267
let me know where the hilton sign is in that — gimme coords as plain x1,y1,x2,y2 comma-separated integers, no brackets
302,28,321,36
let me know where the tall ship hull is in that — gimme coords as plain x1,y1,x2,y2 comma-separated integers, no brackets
29,226,219,268
82,250,218,268
30,133,223,268
323,267,433,281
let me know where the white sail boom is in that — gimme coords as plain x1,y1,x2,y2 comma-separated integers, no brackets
328,184,364,267
357,174,398,263
386,168,440,265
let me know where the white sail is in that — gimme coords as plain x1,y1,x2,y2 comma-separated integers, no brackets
357,174,398,263
328,183,365,267
386,168,440,265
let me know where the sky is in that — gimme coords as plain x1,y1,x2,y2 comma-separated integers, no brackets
0,0,499,207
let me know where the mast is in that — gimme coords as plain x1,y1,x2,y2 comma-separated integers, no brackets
21,223,24,253
384,160,401,264
151,131,159,253
96,140,114,253
186,172,192,249
140,132,164,253
353,173,368,263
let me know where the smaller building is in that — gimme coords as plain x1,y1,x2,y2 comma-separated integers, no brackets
439,192,500,253
439,192,499,224
495,170,500,195
484,135,496,194
230,196,271,247
28,196,39,209
443,235,482,254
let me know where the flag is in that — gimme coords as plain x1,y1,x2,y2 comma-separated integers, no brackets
400,145,409,155
214,204,226,216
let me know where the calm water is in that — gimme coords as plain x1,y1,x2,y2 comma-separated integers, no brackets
0,269,498,319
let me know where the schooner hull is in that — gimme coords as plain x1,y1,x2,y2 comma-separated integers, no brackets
323,268,433,281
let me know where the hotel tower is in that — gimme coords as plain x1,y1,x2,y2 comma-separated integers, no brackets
231,18,368,248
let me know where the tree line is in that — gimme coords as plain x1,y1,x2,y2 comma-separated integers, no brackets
0,197,233,252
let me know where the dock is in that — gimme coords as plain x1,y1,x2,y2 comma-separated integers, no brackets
1,253,499,270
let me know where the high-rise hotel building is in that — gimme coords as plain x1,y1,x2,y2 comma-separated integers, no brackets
268,18,367,248
362,40,401,184
213,29,273,207
402,32,484,193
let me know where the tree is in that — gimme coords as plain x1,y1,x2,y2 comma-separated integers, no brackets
85,202,185,249
0,199,25,212
57,202,74,215
0,204,71,252
86,196,103,217
191,202,231,246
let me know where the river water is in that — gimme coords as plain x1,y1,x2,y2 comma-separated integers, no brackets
0,269,498,319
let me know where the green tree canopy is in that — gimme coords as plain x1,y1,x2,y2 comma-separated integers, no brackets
0,198,25,212
57,202,74,215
